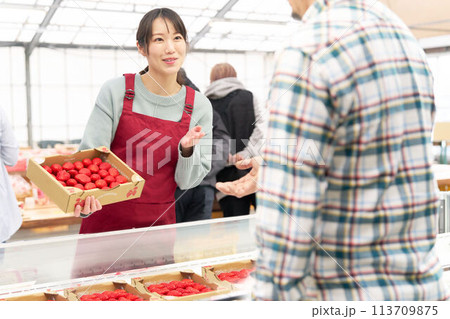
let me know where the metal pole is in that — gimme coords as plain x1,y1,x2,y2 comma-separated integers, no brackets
25,47,33,147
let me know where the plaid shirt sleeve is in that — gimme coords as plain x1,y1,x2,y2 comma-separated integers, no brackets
253,45,334,301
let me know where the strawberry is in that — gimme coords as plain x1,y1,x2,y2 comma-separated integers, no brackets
51,163,62,174
216,269,254,283
59,181,66,186
90,174,101,182
95,179,107,189
92,157,102,166
166,283,176,291
104,175,115,185
201,288,212,293
185,287,199,294
182,279,193,283
218,273,227,280
56,170,70,182
74,184,84,190
84,182,96,190
82,158,92,167
75,173,91,185
98,169,109,178
115,175,128,184
158,288,170,295
74,161,84,170
62,162,75,171
68,169,78,178
78,168,92,176
101,186,110,190
237,269,249,278
88,164,99,174
66,178,77,186
192,283,205,291
176,281,188,289
102,291,113,298
108,167,119,177
42,165,52,174
110,182,120,188
99,162,111,171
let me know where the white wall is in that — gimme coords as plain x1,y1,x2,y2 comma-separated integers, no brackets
0,47,27,145
0,47,274,146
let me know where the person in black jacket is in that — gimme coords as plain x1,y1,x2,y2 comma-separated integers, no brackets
204,63,257,217
175,69,230,222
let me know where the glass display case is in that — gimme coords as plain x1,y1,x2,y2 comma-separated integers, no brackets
0,215,256,299
1,213,449,300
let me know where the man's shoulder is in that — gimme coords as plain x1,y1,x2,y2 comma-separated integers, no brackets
286,11,342,57
289,2,413,58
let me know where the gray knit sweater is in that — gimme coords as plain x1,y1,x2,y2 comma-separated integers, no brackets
79,74,213,189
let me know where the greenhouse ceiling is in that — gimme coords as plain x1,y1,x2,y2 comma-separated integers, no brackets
0,0,450,53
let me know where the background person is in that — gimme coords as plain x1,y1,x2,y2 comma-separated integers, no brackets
75,8,212,233
175,108,230,222
218,0,449,300
174,69,230,222
205,63,261,217
0,106,22,244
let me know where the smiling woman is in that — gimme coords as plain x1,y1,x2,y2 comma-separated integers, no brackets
76,8,213,234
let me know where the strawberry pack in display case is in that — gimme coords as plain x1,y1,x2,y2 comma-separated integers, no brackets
132,270,231,301
26,146,145,213
64,280,161,301
202,260,255,290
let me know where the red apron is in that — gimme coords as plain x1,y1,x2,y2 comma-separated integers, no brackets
79,73,195,234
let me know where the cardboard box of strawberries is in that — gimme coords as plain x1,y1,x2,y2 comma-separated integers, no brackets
132,270,231,301
202,260,255,290
64,280,160,301
26,146,145,213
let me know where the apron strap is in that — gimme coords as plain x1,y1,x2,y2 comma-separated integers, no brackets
181,85,195,124
123,73,136,112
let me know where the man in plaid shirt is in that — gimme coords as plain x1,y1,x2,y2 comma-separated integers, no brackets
217,0,450,300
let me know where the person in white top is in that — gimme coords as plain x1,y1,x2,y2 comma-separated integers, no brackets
0,106,22,243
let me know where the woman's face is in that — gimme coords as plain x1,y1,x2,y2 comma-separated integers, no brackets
139,17,187,78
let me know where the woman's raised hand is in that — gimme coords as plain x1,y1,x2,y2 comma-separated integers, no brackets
179,125,205,157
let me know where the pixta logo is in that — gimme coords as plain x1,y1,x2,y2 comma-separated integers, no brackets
126,129,172,176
